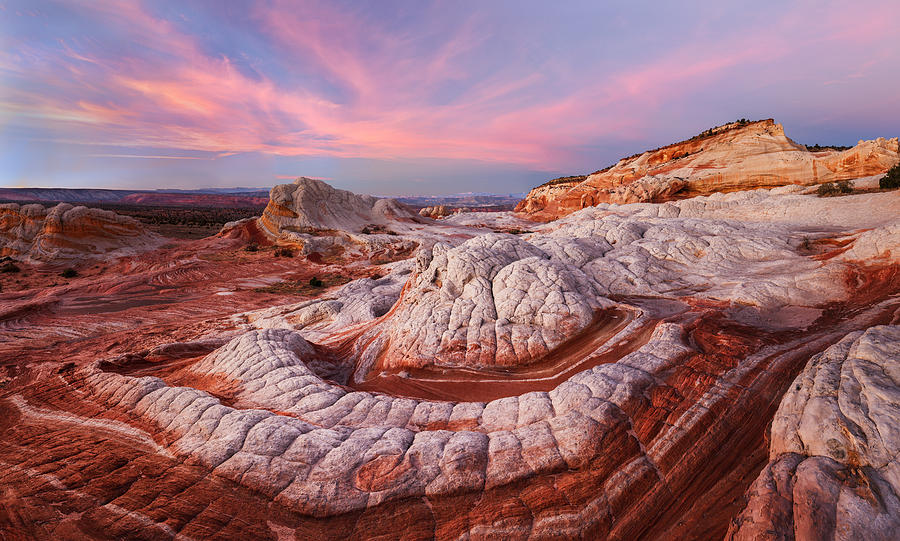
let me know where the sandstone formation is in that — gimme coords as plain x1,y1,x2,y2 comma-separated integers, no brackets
0,202,160,262
516,119,900,219
2,177,899,539
419,205,452,218
728,325,900,541
252,177,451,262
258,177,423,236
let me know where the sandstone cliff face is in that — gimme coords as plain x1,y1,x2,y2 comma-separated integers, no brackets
517,119,900,220
0,202,159,262
419,205,452,218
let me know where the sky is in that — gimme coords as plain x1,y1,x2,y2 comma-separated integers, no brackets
1,0,899,195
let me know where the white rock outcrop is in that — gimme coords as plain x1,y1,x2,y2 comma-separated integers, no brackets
730,325,900,541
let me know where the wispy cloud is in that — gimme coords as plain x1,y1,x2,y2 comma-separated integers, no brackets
275,174,332,180
87,154,212,160
2,0,899,185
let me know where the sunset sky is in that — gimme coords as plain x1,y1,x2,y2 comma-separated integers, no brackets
2,0,899,195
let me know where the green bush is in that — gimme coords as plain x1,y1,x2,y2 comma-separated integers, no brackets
60,268,78,278
274,247,294,258
308,276,323,287
881,162,900,189
244,244,258,252
817,180,854,196
817,182,839,196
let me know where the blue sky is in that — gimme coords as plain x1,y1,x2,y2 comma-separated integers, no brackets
2,0,898,195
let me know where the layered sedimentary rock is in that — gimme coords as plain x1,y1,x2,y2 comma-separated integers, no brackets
349,234,611,373
419,205,452,218
258,177,422,236
253,177,440,261
2,179,899,539
729,325,900,541
517,119,900,219
0,202,159,262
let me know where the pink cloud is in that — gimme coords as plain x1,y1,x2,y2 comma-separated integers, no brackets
4,0,899,174
275,175,332,180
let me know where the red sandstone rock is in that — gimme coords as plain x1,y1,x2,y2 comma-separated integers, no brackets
1,178,899,540
0,202,160,262
516,119,899,220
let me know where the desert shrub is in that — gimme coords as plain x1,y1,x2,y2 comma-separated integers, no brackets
308,277,323,287
836,180,853,193
0,263,20,273
817,182,839,196
60,268,78,278
881,162,900,189
807,143,852,152
539,175,588,188
244,244,258,252
274,247,294,258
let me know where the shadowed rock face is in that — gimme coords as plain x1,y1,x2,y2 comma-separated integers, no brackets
0,202,160,262
258,177,421,236
516,119,900,220
1,179,899,539
728,325,900,541
252,177,443,262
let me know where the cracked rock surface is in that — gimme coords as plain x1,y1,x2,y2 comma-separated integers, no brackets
728,325,900,541
1,179,899,540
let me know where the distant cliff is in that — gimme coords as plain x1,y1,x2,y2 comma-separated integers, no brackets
516,119,900,220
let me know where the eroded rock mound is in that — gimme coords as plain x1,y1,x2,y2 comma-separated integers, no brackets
0,202,159,262
729,325,900,541
253,177,440,262
419,205,452,218
517,119,900,219
351,233,612,374
258,177,421,235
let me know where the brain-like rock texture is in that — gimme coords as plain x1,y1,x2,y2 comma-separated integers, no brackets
350,233,611,374
0,202,159,262
517,119,900,219
729,325,900,541
2,182,899,540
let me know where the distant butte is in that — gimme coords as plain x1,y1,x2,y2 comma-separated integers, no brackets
516,119,900,220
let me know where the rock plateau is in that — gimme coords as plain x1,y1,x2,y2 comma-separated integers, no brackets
516,119,900,220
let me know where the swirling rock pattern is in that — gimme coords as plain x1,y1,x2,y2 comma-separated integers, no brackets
0,202,160,262
1,182,899,539
728,325,900,541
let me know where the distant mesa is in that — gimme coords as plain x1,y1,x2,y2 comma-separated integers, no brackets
0,202,160,262
0,187,270,208
516,119,900,220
